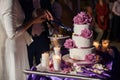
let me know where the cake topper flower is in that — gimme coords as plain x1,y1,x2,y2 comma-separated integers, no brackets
80,28,93,38
64,39,76,49
73,12,92,25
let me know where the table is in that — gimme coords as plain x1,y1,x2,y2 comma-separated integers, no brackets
24,46,120,80
24,56,110,80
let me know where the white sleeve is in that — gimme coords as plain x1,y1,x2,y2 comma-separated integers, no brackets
1,0,16,38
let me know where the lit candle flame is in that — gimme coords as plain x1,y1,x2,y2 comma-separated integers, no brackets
93,41,99,49
102,39,109,51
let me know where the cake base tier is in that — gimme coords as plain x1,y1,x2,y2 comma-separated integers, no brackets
69,47,95,60
62,54,93,65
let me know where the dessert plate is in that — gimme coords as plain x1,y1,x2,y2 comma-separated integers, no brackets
48,36,70,40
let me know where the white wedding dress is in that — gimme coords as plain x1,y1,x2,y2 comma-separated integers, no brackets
0,0,32,80
0,16,7,80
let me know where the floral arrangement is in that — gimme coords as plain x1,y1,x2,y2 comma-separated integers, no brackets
64,39,76,49
73,11,92,25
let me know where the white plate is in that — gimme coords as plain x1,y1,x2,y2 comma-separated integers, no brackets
48,36,70,40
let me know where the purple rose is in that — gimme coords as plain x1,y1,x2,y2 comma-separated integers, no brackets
73,12,92,25
80,28,93,38
64,39,76,49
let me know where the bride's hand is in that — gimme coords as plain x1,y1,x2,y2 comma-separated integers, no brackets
32,9,53,24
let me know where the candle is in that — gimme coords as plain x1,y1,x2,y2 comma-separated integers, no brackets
52,55,61,71
102,40,109,48
102,40,109,51
93,41,99,49
54,46,60,55
41,52,49,67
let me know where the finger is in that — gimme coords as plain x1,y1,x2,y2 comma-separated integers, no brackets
45,12,49,21
45,10,53,20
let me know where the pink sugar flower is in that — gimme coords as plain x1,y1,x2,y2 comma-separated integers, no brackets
64,39,76,49
85,53,96,62
73,12,92,25
80,28,93,38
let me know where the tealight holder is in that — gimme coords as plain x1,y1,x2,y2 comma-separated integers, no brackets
41,52,49,68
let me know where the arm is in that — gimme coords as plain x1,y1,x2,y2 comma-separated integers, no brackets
112,1,120,16
1,0,15,38
1,0,53,39
13,10,53,39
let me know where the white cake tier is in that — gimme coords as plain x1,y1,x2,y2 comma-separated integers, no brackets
73,24,90,34
72,35,92,48
69,47,95,60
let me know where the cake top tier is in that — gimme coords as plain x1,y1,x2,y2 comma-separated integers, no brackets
73,11,92,25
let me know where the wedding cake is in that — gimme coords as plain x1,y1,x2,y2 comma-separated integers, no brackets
64,12,95,60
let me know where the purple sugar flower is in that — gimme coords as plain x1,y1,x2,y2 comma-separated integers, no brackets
85,53,96,62
80,28,93,38
73,12,92,25
64,39,76,49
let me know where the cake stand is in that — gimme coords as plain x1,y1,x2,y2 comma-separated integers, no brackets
62,54,93,65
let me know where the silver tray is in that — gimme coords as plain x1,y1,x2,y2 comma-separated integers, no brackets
24,64,101,80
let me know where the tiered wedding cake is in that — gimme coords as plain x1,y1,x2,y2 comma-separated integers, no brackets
64,12,95,60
